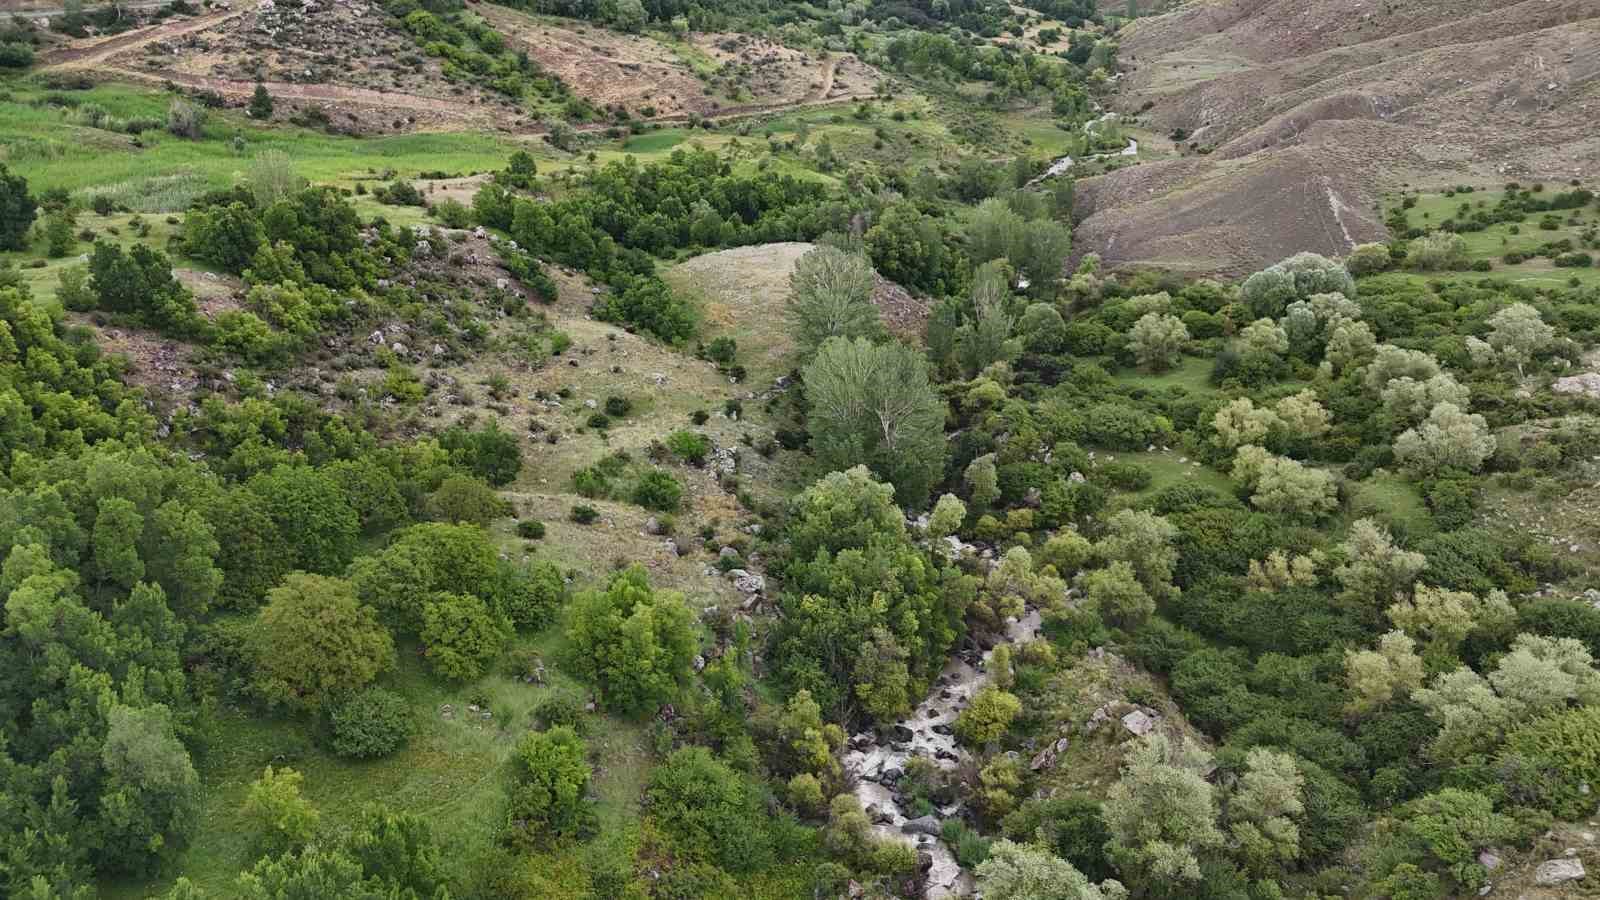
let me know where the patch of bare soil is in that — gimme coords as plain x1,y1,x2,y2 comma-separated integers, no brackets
665,241,927,383
45,1,525,134
480,9,711,118
68,314,205,401
1074,0,1600,276
481,6,878,121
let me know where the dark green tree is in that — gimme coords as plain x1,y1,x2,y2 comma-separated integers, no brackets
0,163,37,251
249,83,275,119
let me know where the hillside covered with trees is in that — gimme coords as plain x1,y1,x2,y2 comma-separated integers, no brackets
0,1,1598,899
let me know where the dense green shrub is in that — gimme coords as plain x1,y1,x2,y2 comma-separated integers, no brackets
329,687,413,759
645,747,775,874
666,429,712,465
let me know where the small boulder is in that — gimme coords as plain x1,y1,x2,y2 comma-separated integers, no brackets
1122,709,1159,737
901,815,941,837
1534,858,1585,886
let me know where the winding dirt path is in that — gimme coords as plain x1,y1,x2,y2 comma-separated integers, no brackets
36,5,869,135
38,6,247,68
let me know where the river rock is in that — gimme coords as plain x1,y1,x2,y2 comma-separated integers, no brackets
901,815,941,836
1534,858,1585,885
890,724,914,742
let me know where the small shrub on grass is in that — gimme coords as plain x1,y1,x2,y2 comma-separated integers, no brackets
516,519,546,539
666,430,712,465
532,694,590,733
632,469,684,512
328,687,413,759
570,504,599,524
1099,462,1153,490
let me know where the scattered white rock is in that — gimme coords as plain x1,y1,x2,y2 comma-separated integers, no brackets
1121,709,1159,736
1534,858,1585,885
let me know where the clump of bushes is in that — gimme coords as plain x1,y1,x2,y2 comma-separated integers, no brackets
328,687,413,759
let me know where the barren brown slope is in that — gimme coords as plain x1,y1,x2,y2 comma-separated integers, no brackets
1073,0,1600,277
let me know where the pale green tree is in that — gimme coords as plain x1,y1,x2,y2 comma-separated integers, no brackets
1333,518,1427,608
1272,390,1330,439
1246,550,1321,591
928,493,967,539
1387,584,1514,651
1247,454,1338,522
966,197,1024,266
1038,528,1093,575
1344,629,1426,715
242,766,319,852
1323,318,1376,375
1393,402,1495,475
804,336,946,505
787,245,883,356
1416,633,1600,761
1380,372,1470,425
1241,252,1354,318
1083,560,1154,628
1412,667,1513,761
966,453,1000,510
1485,302,1554,377
1211,397,1280,450
976,839,1128,900
1227,748,1304,875
1343,242,1392,276
955,685,1022,747
1103,734,1224,883
957,260,1021,376
1095,509,1179,600
1128,312,1189,371
1238,317,1289,356
1489,633,1600,713
1407,232,1468,271
1363,344,1441,394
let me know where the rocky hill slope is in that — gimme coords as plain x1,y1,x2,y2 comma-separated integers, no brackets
1074,0,1600,276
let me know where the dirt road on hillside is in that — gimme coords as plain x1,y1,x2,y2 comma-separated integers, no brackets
38,7,247,67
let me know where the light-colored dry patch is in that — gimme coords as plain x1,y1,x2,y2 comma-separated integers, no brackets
665,241,928,385
1075,0,1600,276
481,9,712,118
414,174,494,208
482,7,879,122
175,267,245,317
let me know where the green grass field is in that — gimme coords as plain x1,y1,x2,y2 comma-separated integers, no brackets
1393,187,1600,288
0,81,529,197
104,619,654,899
1111,355,1217,396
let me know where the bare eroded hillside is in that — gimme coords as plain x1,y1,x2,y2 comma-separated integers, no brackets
1074,0,1600,276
